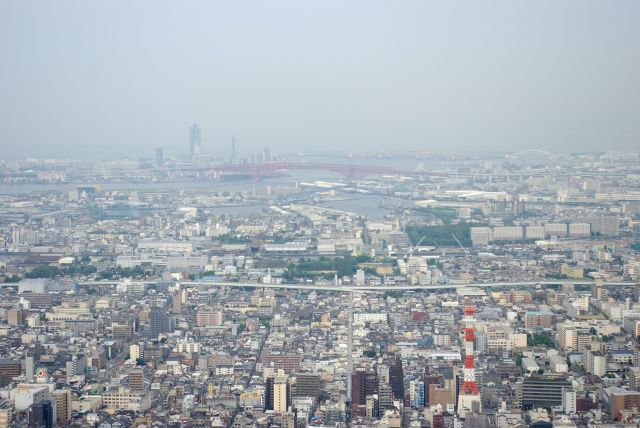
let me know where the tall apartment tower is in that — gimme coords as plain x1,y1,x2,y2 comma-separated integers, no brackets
190,124,201,160
265,376,274,411
51,389,72,423
29,400,53,428
389,356,405,401
351,371,367,416
457,306,482,418
149,306,172,339
273,372,289,414
155,147,163,166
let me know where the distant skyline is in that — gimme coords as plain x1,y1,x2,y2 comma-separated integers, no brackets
1,1,639,159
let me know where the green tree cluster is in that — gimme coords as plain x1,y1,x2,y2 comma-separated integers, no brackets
216,234,251,244
26,265,62,279
406,223,474,247
98,266,146,280
363,349,377,358
283,255,371,279
412,207,458,224
527,333,556,348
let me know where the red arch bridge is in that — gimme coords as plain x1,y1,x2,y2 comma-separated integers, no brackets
195,162,447,180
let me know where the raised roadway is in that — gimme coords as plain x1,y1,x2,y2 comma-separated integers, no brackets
184,280,637,292
59,279,640,293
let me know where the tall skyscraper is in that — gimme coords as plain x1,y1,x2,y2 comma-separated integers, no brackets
424,367,443,407
189,124,201,164
149,306,172,339
351,371,367,414
25,356,34,382
232,136,236,161
155,147,163,166
51,390,72,423
29,400,53,428
351,370,378,417
273,372,289,414
389,356,405,401
265,376,274,411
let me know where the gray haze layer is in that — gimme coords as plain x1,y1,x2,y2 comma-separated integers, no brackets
1,1,639,159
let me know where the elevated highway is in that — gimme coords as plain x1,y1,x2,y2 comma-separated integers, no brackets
183,280,637,292
61,279,639,293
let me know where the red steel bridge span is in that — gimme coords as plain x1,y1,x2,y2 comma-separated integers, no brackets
196,162,446,180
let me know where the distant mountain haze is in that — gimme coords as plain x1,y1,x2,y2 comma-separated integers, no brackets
1,1,639,158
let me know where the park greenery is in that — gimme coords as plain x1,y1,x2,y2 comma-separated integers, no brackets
363,349,378,358
412,207,459,224
216,234,252,244
527,333,556,348
25,265,63,279
283,255,372,279
406,223,474,247
97,266,147,280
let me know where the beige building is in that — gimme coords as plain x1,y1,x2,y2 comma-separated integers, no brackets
7,308,25,326
0,408,12,428
102,388,152,412
273,371,289,414
51,389,72,423
196,308,224,326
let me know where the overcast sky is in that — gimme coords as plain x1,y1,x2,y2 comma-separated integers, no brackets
1,1,639,159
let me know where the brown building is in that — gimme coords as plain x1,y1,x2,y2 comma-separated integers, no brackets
20,293,54,309
524,311,555,329
112,322,133,341
51,389,72,423
429,381,456,409
605,388,640,421
506,290,532,304
424,372,443,405
196,308,223,327
0,360,21,378
7,308,25,326
351,370,377,417
129,369,145,392
261,353,301,372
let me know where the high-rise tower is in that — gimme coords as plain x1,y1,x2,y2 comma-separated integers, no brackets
189,124,201,164
149,306,172,339
389,355,405,401
232,136,236,162
457,305,481,418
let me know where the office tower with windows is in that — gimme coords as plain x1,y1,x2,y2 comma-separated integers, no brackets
149,307,172,339
189,124,201,166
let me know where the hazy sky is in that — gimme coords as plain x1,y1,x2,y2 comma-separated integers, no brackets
1,1,639,159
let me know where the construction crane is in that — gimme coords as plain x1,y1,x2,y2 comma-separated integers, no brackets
451,233,469,256
406,235,426,261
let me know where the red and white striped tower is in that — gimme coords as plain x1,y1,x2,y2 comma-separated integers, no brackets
457,305,482,418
